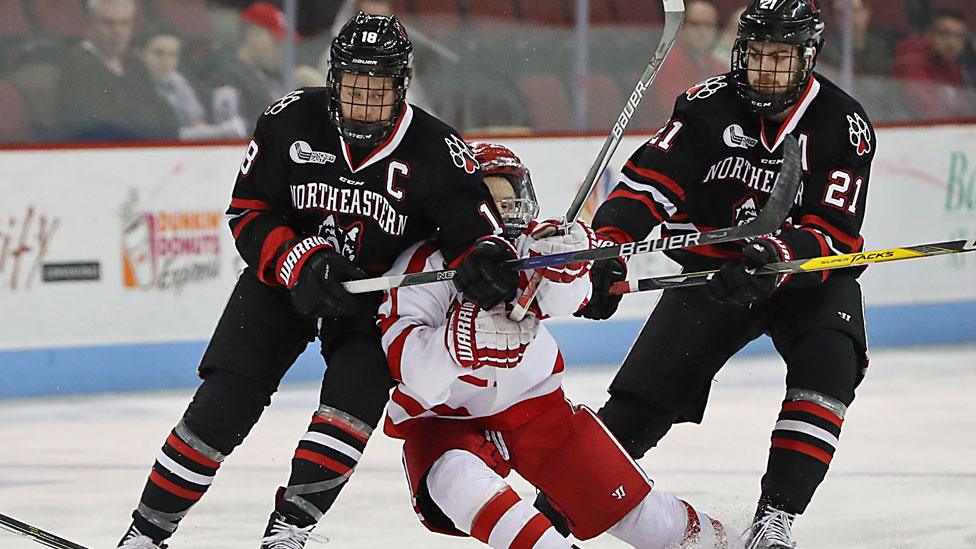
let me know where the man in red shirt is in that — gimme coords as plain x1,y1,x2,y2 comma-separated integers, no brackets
894,8,976,120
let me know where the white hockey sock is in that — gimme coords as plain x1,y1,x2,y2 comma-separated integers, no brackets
606,489,733,548
426,449,571,549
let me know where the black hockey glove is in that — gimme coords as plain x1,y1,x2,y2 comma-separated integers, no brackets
451,236,519,310
705,238,786,307
276,236,381,317
576,256,627,320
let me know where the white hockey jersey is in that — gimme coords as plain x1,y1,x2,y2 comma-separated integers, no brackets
379,234,592,438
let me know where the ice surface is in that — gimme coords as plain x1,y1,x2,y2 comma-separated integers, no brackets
2,345,974,548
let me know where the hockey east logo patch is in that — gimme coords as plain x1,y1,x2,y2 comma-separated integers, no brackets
723,124,758,149
290,141,336,165
847,113,871,156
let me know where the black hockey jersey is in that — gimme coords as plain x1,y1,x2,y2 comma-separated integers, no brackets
593,72,875,286
226,88,502,285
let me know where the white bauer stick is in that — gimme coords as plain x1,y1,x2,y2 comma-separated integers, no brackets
507,0,686,321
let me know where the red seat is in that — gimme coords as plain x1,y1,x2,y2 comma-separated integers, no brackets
0,82,33,143
589,0,616,25
467,0,518,28
150,0,213,41
517,0,571,26
33,0,89,41
865,0,909,33
580,73,625,130
411,0,462,33
391,0,411,15
518,73,573,132
613,0,663,26
0,0,32,41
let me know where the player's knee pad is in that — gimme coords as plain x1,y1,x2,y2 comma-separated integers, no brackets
785,328,860,406
599,393,678,459
182,369,273,454
426,449,508,533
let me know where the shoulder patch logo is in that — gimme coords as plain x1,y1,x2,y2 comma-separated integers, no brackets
265,90,304,116
445,134,479,174
723,124,758,149
290,141,336,165
686,75,727,101
847,112,872,156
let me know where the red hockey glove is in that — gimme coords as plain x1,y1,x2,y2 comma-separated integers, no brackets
705,237,789,307
276,236,380,317
527,219,597,283
446,301,539,369
451,236,519,309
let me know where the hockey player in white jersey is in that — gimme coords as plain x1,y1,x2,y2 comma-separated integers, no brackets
377,141,738,548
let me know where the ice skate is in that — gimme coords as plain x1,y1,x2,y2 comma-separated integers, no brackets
743,504,797,549
260,511,327,548
117,524,168,548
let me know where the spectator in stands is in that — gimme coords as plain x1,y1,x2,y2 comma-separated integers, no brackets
894,8,976,120
206,2,287,126
648,0,726,125
58,0,179,141
820,0,892,76
712,6,746,68
137,26,248,140
8,42,63,141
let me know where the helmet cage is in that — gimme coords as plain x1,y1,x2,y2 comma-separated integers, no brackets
328,12,413,147
731,1,824,116
468,141,540,239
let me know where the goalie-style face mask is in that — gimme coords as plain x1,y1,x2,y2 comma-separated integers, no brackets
468,141,539,240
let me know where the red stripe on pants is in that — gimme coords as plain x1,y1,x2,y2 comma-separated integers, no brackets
294,449,353,475
771,438,833,464
510,513,553,549
470,488,520,543
149,471,204,501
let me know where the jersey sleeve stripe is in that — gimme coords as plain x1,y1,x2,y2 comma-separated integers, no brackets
386,323,418,382
594,226,634,244
608,188,668,223
230,211,261,239
257,226,296,285
391,387,428,417
798,227,832,282
619,174,680,216
624,161,687,201
799,214,861,251
230,198,273,211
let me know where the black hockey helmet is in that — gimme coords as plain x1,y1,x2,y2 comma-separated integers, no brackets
469,141,539,240
328,12,413,146
732,0,824,116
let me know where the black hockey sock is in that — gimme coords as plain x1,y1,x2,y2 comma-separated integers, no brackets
129,370,271,540
130,421,226,541
276,405,373,526
759,389,846,514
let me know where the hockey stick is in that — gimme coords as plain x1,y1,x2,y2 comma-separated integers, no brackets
0,513,89,549
608,237,976,295
343,135,802,295
508,0,686,321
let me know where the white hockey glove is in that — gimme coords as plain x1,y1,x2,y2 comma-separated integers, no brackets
528,219,596,283
446,301,539,369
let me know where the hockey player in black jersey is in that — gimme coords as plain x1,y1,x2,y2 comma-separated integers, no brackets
540,1,875,547
118,13,518,549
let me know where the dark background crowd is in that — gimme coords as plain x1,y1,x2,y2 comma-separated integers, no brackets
0,0,973,145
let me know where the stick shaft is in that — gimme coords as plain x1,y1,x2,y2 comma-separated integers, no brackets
609,238,976,295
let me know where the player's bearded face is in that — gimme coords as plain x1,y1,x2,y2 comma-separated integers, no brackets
339,72,398,124
745,41,801,96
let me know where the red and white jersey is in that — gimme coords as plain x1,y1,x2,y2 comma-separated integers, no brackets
379,233,591,439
